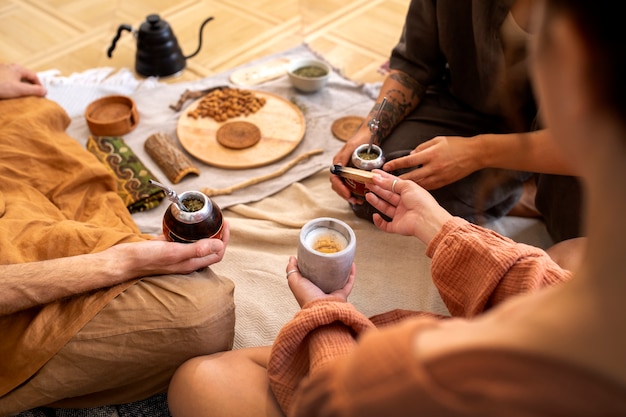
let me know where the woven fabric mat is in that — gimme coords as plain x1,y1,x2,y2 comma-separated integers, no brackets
42,44,379,235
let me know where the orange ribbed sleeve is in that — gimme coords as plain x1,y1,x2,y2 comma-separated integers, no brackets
268,217,574,415
427,217,572,317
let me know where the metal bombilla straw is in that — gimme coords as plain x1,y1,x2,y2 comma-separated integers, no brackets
149,179,188,211
367,96,387,154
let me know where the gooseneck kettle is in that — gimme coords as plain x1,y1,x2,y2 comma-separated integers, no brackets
107,14,214,77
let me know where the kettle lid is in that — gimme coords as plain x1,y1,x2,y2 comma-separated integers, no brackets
140,14,170,35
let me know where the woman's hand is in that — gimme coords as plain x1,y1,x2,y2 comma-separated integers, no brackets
383,135,480,190
365,170,452,245
285,256,356,307
0,63,47,99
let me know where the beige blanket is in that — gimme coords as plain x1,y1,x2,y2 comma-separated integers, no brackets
40,45,554,350
211,169,552,348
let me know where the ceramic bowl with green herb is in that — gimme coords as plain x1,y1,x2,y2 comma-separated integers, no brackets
287,58,330,93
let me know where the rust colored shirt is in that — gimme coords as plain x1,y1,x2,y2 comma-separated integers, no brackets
268,218,626,416
0,97,145,396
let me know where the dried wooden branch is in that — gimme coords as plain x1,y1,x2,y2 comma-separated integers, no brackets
201,148,324,197
169,85,228,112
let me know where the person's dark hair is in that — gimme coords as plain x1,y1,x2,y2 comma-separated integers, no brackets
544,1,626,119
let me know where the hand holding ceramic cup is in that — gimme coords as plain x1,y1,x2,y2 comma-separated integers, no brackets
297,217,356,293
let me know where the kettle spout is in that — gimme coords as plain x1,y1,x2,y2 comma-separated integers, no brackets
183,16,214,60
107,24,133,58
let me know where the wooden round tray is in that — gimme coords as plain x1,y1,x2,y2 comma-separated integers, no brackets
177,90,306,169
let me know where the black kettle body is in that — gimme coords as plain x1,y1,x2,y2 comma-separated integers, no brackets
107,14,214,77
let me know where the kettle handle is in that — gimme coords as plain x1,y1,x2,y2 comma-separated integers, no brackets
107,24,133,58
184,17,214,60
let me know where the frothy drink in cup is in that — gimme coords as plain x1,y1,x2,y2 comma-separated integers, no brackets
306,227,348,254
297,218,356,293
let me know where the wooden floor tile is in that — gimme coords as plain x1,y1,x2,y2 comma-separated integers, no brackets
0,0,409,83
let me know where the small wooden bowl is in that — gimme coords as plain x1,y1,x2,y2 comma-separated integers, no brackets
85,95,139,136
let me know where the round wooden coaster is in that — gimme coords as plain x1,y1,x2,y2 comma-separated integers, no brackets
216,121,262,149
331,116,365,141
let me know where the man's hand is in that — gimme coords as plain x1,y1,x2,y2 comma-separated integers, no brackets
330,131,371,204
383,135,479,190
0,63,47,99
119,222,231,277
0,222,231,316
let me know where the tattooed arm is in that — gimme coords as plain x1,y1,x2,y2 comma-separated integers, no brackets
369,71,422,138
331,70,422,203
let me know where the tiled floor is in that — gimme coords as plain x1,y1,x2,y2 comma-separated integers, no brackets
0,0,410,83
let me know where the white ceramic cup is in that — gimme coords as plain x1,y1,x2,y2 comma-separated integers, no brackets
297,217,356,293
286,58,330,93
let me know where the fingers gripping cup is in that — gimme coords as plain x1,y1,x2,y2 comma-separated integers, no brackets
345,143,384,198
163,190,224,243
149,180,224,243
297,217,356,293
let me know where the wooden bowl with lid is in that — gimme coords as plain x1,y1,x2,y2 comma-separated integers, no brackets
85,95,139,136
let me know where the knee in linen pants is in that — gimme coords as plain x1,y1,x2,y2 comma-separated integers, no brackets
0,269,235,415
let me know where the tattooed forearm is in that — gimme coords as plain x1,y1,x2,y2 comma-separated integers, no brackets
368,99,398,140
389,72,422,100
366,71,422,142
383,89,413,122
